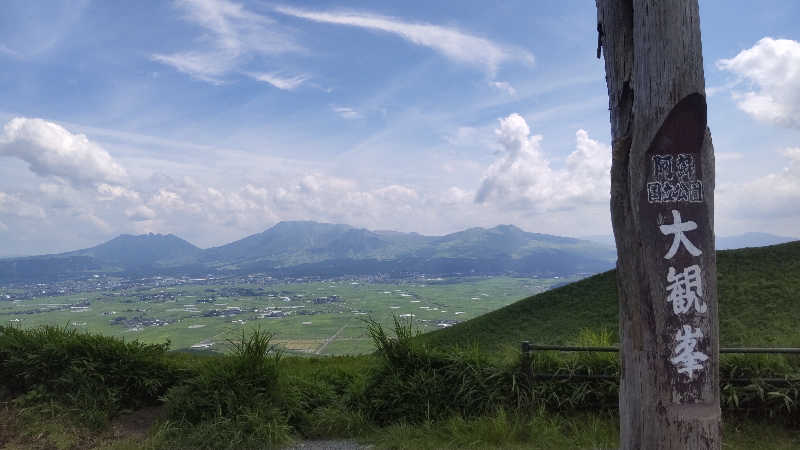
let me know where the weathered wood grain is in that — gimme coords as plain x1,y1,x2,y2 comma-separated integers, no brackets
596,0,721,448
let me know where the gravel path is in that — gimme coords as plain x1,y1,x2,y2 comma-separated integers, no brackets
283,439,373,449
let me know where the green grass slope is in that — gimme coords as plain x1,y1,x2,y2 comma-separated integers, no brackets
419,241,800,352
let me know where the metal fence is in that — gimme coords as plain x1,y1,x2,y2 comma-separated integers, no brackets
519,341,800,384
520,342,800,355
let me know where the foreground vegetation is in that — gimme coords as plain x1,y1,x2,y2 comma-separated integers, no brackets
2,320,800,449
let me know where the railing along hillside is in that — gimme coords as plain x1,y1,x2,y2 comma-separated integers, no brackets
520,341,800,384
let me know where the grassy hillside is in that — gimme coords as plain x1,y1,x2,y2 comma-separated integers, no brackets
419,241,800,351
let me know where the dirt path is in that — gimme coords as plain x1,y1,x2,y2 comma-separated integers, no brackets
315,320,351,355
283,439,373,449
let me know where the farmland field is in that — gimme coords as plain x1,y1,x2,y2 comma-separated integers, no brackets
0,274,577,355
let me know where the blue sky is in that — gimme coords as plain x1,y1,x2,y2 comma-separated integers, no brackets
1,0,799,255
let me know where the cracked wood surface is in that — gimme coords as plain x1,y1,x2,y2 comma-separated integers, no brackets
596,0,721,448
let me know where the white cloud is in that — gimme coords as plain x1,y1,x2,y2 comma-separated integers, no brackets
718,147,800,221
445,126,479,147
0,44,19,58
332,106,362,119
275,6,533,75
247,72,309,90
152,51,233,84
705,80,739,98
441,186,471,205
475,113,610,212
715,151,744,161
783,147,800,161
717,37,800,128
490,81,516,95
153,0,301,84
82,213,112,233
39,182,79,209
0,118,128,187
125,205,157,221
0,191,46,219
96,183,141,202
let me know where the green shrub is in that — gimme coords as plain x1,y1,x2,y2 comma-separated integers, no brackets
155,408,292,450
0,324,180,426
361,322,800,425
283,365,368,436
361,317,519,424
720,354,800,422
161,328,293,448
303,405,371,438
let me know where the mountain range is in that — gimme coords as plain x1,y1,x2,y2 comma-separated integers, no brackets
0,221,616,283
3,222,794,284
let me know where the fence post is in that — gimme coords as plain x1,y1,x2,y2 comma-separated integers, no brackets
520,340,532,376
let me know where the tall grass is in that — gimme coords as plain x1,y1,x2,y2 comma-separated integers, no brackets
5,322,800,449
0,324,180,427
160,328,292,448
361,317,619,425
362,318,800,425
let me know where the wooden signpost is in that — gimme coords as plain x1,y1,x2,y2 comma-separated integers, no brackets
595,1,721,448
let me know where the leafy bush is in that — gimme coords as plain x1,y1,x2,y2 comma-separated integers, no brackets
8,322,800,446
283,363,369,437
0,324,180,427
155,407,292,450
362,320,800,425
161,328,293,448
362,317,522,424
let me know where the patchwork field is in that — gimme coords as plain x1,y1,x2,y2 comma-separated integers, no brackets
0,275,576,355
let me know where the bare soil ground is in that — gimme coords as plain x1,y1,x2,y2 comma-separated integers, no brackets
0,403,166,450
108,406,165,441
283,440,373,450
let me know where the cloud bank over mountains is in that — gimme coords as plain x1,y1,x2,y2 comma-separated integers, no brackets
1,101,798,256
0,114,614,254
1,0,798,258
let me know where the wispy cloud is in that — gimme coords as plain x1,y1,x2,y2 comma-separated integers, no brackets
153,0,303,85
0,44,19,58
152,51,233,84
274,6,533,75
716,151,744,161
490,81,516,95
718,147,800,223
332,106,362,120
247,72,309,90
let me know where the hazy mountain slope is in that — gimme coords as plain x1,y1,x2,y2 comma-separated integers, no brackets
0,255,111,282
68,233,201,268
201,221,396,266
0,221,616,282
421,225,590,258
716,232,797,250
205,222,613,264
581,232,798,251
418,240,800,351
